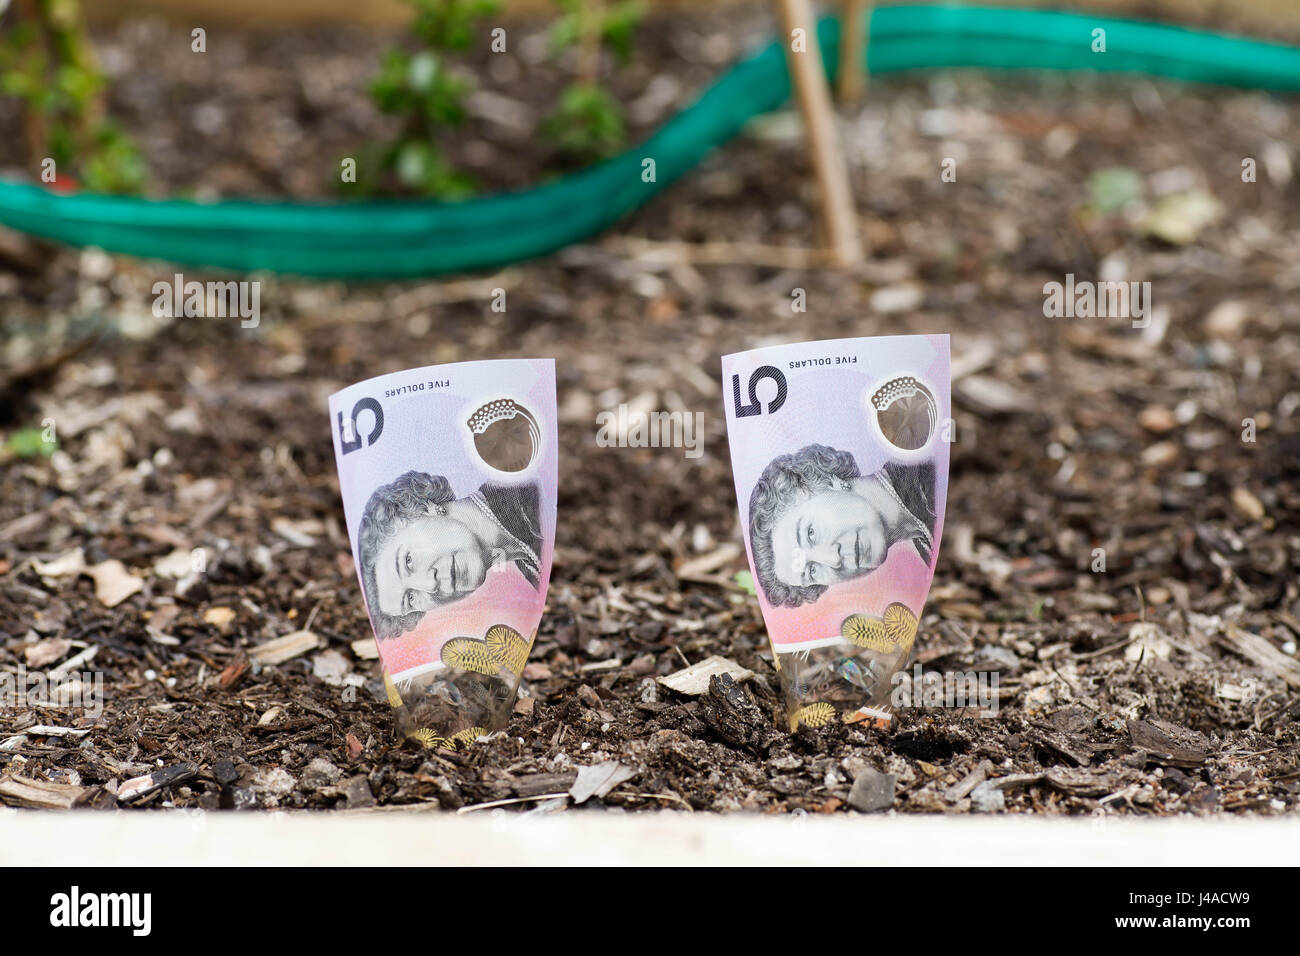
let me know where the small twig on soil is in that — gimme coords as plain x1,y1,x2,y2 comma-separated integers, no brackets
944,760,992,803
245,727,327,757
1075,636,1136,660
456,793,571,814
612,790,694,811
1255,694,1288,732
303,600,323,634
1128,642,1147,679
1100,784,1141,807
607,237,838,270
187,492,232,531
1219,624,1300,690
49,646,98,680
1051,663,1081,699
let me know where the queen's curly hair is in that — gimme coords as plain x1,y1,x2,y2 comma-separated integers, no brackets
748,444,860,607
358,470,455,640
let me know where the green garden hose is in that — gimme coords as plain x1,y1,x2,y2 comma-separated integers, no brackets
1,5,1299,278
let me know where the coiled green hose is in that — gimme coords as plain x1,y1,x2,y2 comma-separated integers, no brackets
1,5,1298,278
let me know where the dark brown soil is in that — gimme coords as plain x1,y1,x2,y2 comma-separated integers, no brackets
1,6,1298,816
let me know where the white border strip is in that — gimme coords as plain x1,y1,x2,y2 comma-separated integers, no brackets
3,810,1295,867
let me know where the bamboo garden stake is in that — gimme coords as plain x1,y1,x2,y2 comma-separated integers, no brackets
774,0,863,266
838,0,870,105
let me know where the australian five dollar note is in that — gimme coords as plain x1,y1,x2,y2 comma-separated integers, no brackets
722,335,950,730
329,359,556,749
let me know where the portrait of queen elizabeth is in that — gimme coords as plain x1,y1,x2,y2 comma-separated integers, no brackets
748,444,936,608
357,470,542,640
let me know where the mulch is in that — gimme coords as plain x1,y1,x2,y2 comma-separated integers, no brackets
0,5,1298,816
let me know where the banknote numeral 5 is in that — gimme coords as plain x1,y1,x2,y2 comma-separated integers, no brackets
731,365,787,418
338,397,384,455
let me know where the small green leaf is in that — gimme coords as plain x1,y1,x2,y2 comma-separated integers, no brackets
734,570,757,596
6,427,56,459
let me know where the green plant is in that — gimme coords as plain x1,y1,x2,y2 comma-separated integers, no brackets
353,0,498,197
548,0,642,67
0,0,147,193
544,0,643,163
540,82,625,162
80,121,148,193
5,426,56,459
